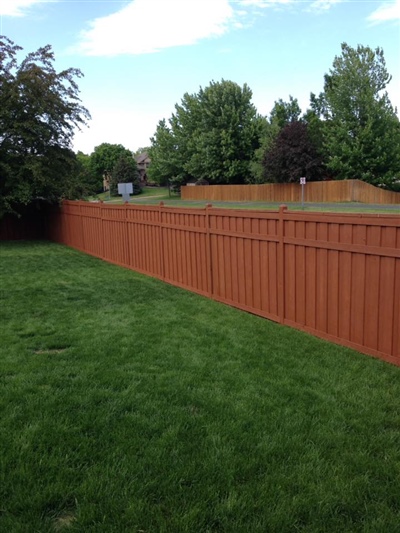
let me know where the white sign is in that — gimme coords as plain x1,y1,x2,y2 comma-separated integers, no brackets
118,183,133,195
300,177,306,185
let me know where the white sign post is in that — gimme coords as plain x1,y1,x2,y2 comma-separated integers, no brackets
300,177,306,209
118,182,133,203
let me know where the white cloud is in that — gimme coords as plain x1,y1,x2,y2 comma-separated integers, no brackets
239,0,293,6
0,0,51,17
367,0,400,23
238,0,341,9
76,0,234,57
72,106,160,154
308,0,342,10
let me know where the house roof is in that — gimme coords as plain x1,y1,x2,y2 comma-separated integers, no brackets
135,152,150,164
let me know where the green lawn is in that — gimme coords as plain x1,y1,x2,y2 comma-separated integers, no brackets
129,198,400,213
90,190,399,213
1,241,400,532
93,187,170,204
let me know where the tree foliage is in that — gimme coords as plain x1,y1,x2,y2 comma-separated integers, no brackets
314,43,400,187
147,119,179,186
270,95,302,130
74,151,102,196
149,80,263,187
90,143,133,183
249,96,305,183
0,36,90,215
111,154,140,195
263,121,324,183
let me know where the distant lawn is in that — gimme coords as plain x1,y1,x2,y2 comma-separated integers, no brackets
93,187,170,204
136,186,170,198
89,191,399,213
1,241,400,531
128,197,400,213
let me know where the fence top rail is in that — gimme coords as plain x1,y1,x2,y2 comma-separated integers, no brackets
158,206,209,216
283,209,400,226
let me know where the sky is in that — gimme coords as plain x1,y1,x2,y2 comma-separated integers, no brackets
1,0,399,155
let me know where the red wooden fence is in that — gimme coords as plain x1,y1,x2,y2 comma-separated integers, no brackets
0,206,46,240
46,201,400,365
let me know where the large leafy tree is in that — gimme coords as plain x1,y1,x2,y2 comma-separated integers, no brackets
90,143,134,190
149,80,262,187
0,36,90,215
314,43,400,187
263,121,324,183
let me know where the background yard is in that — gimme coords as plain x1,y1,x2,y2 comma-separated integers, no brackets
1,242,400,532
94,187,400,214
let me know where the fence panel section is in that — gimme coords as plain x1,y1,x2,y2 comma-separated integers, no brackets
281,211,400,364
80,203,104,258
208,209,280,322
46,201,400,366
126,206,162,278
161,208,209,296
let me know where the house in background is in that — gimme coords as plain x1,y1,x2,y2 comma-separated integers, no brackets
103,174,110,192
135,152,151,185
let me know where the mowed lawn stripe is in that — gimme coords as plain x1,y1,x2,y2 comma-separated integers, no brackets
1,241,400,532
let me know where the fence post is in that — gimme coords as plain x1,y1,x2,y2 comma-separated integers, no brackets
79,201,85,251
125,201,130,267
205,204,213,297
100,201,105,259
159,202,165,279
277,205,287,324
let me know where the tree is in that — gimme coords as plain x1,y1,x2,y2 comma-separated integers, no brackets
111,154,140,195
269,95,302,130
133,146,151,158
148,119,180,186
90,143,134,192
316,43,400,187
248,116,274,183
248,96,303,183
0,36,90,215
74,151,102,196
263,121,325,183
149,80,263,187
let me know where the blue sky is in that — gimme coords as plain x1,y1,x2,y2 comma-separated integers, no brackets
1,0,399,155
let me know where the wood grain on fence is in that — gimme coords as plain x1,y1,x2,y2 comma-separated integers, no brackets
46,201,400,366
182,180,400,204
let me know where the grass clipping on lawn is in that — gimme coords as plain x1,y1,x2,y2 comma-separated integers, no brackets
1,241,400,532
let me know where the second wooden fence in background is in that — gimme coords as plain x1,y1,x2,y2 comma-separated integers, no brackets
182,180,400,204
48,201,400,366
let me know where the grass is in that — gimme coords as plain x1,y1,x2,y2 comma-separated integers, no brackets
1,241,400,532
130,198,400,214
90,190,399,213
92,187,170,204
